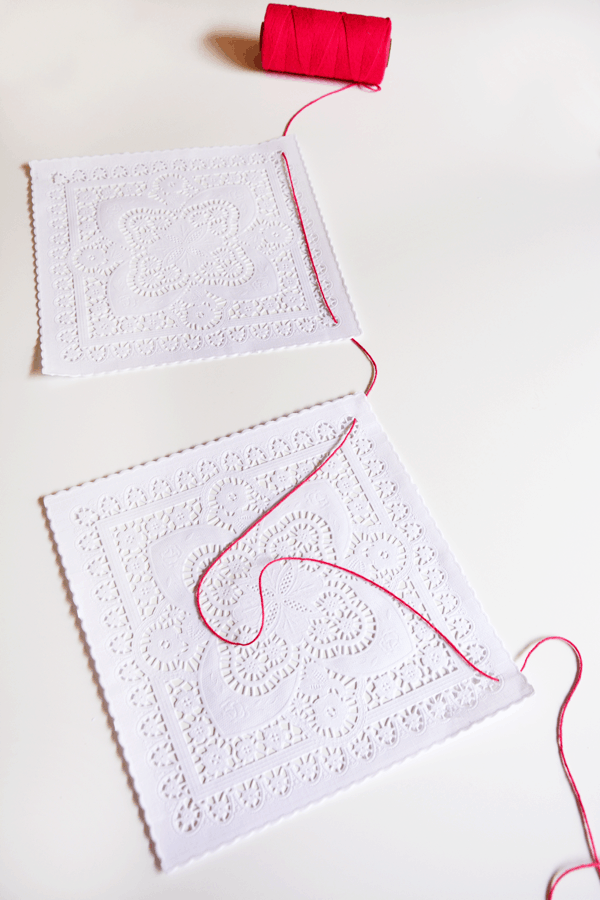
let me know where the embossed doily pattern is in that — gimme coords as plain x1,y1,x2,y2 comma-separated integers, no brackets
30,136,359,375
44,394,532,870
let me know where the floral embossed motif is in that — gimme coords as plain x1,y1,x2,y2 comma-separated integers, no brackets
139,606,202,672
120,200,259,298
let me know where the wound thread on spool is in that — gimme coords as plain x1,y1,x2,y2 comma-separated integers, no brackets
260,3,392,85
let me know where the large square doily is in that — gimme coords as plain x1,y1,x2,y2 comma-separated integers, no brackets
44,394,531,870
30,136,359,375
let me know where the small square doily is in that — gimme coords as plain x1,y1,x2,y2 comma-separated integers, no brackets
31,136,360,375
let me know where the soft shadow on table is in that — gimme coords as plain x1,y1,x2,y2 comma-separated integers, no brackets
40,498,162,872
22,163,43,376
203,31,262,72
30,337,42,376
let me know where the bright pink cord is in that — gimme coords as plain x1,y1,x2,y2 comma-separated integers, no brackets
197,88,402,659
280,152,378,396
195,43,598,897
281,150,338,324
351,338,378,396
283,83,355,136
282,82,381,137
520,637,599,896
281,83,381,396
195,409,498,683
196,418,358,644
257,556,498,682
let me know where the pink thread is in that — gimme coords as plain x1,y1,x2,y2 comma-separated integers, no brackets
283,83,354,137
204,15,599,888
280,150,378,394
261,4,392,85
196,417,359,645
351,338,378,396
520,637,599,896
195,411,498,682
197,544,497,679
281,150,337,323
197,92,394,659
258,557,498,682
278,86,599,896
282,82,380,137
198,38,493,703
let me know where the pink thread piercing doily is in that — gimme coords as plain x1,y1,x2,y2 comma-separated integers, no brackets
30,136,360,376
44,393,532,871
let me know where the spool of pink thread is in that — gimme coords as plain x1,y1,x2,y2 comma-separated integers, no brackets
260,3,392,86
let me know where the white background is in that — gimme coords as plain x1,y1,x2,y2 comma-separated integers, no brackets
1,0,599,897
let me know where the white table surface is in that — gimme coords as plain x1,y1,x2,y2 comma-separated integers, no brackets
1,1,599,897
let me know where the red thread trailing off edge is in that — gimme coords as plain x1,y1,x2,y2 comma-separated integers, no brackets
520,637,600,897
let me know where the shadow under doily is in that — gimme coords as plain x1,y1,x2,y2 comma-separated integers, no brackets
22,163,44,376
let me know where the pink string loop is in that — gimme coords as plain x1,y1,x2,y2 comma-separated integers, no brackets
195,409,498,684
520,636,600,897
198,550,499,683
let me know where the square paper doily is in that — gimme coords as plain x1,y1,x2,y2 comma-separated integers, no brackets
44,394,531,870
30,136,359,375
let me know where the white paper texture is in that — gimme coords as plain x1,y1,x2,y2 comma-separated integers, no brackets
44,394,532,870
30,136,360,375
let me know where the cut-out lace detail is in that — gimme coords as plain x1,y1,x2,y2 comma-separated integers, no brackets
44,394,531,870
30,137,359,375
